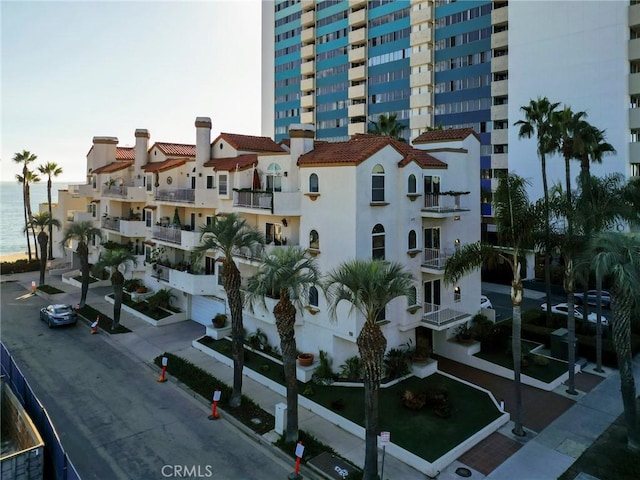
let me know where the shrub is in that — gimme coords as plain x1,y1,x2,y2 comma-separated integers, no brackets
123,278,143,292
0,259,40,275
338,356,363,382
312,350,334,385
471,313,495,342
247,328,268,351
401,389,426,410
147,288,176,311
383,347,411,380
533,355,550,366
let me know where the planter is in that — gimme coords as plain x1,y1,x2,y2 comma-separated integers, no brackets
212,313,227,329
297,353,314,367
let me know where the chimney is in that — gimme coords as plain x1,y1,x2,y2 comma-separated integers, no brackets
195,117,212,168
134,129,149,184
288,124,315,163
90,137,118,170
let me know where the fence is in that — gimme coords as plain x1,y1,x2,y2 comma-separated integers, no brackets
1,342,81,480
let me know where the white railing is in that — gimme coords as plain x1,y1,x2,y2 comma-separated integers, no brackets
101,218,120,231
102,184,134,197
155,188,196,203
152,225,182,244
423,193,469,212
422,248,454,269
422,302,469,326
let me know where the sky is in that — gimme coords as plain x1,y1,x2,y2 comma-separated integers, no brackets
1,0,263,183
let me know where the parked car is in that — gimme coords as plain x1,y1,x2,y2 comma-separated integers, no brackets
40,304,78,328
540,302,608,326
575,290,611,308
481,295,493,309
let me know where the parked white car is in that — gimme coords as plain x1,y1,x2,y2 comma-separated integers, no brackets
575,290,611,308
481,295,493,309
540,302,608,326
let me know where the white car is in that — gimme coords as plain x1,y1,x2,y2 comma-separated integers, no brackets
575,290,611,308
540,302,608,326
481,295,493,309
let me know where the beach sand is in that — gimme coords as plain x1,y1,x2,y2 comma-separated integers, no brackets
0,252,30,263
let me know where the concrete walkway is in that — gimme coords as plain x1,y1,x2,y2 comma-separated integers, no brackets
5,269,637,479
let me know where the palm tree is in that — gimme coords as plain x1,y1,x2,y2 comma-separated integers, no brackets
323,259,413,480
26,212,61,285
38,162,63,259
577,125,615,191
94,249,137,330
60,221,102,308
12,150,38,260
445,174,537,437
514,97,560,326
589,232,640,452
367,113,406,141
245,247,320,442
194,213,264,407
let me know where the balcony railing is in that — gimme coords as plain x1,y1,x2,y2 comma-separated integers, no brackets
102,218,121,231
422,302,470,326
152,225,182,244
423,193,469,212
154,188,195,203
422,248,454,270
234,190,273,211
102,184,134,198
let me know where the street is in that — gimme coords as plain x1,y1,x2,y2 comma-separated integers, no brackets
1,280,291,480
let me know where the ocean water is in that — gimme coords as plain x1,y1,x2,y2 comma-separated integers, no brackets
0,181,67,256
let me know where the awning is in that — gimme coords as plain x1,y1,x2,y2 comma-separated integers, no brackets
143,205,157,210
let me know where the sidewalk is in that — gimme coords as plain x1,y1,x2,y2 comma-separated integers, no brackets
8,269,635,480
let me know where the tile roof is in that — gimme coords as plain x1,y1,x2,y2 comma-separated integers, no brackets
151,142,196,156
115,147,135,160
92,160,133,174
204,154,258,172
413,128,480,144
142,158,192,173
215,133,285,153
298,134,446,168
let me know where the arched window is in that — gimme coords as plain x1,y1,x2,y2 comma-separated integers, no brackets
309,286,319,307
267,163,282,192
408,230,417,250
309,229,319,249
372,164,385,202
309,173,319,193
372,224,385,259
408,174,417,194
407,286,417,307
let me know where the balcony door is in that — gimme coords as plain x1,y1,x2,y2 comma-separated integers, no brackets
424,227,440,249
424,175,441,207
266,222,283,245
424,280,441,311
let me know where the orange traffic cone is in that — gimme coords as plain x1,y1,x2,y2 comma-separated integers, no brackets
157,356,168,382
91,316,99,334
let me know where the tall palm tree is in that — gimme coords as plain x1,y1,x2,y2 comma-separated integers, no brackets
94,248,137,330
60,221,102,308
577,125,615,191
245,247,320,441
12,150,38,260
38,162,63,259
589,232,640,452
514,97,560,326
367,113,406,141
193,213,264,407
445,174,537,437
323,259,413,480
26,212,60,285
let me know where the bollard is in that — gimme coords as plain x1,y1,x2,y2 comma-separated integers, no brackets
287,442,304,480
31,281,36,294
90,316,99,334
208,390,221,420
157,356,168,382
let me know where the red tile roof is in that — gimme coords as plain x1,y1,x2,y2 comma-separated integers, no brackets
115,147,135,160
413,128,480,144
92,161,133,174
142,158,192,173
298,135,447,168
151,142,196,156
204,154,258,172
215,133,285,153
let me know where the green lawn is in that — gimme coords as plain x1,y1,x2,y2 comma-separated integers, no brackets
198,336,502,463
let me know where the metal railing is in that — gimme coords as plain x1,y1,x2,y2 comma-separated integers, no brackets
422,248,454,269
423,193,469,212
234,190,273,211
422,302,470,326
154,188,195,203
102,184,134,198
101,218,120,231
152,225,182,244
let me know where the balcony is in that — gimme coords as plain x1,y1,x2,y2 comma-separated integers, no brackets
491,79,508,97
348,84,366,100
410,93,431,109
348,122,366,136
422,302,471,328
301,27,315,44
630,38,640,62
70,183,96,197
491,30,508,49
301,94,315,108
348,28,366,45
301,0,315,11
491,104,508,121
102,218,120,231
234,190,272,211
410,72,431,88
410,49,432,67
301,10,315,27
348,46,366,63
120,219,147,237
102,184,147,202
348,65,366,82
301,44,315,59
491,54,508,73
151,264,217,296
422,193,470,217
70,211,95,223
492,128,508,145
152,225,182,244
491,4,508,25
630,73,640,95
410,115,430,131
348,103,366,117
631,2,640,27
349,9,366,27
421,248,454,272
301,77,315,92
301,111,314,124
410,29,431,46
301,59,315,75
410,6,432,25
630,107,640,129
154,188,195,204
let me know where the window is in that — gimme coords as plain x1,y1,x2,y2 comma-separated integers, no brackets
309,229,319,249
205,257,215,275
145,210,152,228
631,163,640,177
309,286,319,307
309,173,319,193
408,174,417,194
454,286,461,302
424,227,441,250
266,163,282,192
372,224,385,259
146,174,153,192
217,263,224,286
372,164,385,202
424,280,441,308
266,223,283,245
145,246,152,262
206,175,214,189
407,286,417,307
424,176,440,207
219,174,228,195
408,230,417,250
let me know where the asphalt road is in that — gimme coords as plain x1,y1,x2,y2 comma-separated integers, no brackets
1,280,291,480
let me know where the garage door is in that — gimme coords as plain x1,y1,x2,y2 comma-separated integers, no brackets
191,295,226,326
